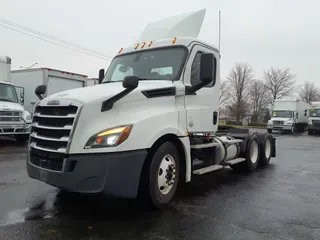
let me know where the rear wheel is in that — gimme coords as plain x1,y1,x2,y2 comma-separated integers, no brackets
232,134,260,172
308,130,313,135
259,133,273,167
140,141,180,209
14,134,29,143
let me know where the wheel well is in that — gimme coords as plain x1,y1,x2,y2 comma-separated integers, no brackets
144,134,186,182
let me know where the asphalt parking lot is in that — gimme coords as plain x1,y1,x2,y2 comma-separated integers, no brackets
1,131,320,240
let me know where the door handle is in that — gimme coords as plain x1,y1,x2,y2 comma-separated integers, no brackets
213,111,218,125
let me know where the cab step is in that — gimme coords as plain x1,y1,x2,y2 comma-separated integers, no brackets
221,158,246,166
192,165,223,175
192,158,246,175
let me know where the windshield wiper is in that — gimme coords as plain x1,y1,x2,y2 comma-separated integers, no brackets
0,98,15,103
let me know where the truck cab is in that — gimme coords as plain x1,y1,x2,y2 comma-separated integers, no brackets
0,56,32,142
267,99,309,133
308,102,320,135
26,9,276,208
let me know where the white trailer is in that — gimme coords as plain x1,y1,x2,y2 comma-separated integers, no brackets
267,99,309,133
26,9,277,209
0,56,32,142
10,68,89,114
307,101,320,134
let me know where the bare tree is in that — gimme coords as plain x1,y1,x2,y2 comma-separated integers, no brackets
219,80,229,107
227,63,254,121
263,67,296,102
249,80,268,122
298,81,320,103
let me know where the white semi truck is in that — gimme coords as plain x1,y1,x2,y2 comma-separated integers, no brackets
0,56,32,142
11,68,91,115
267,99,309,133
26,9,276,208
307,101,320,135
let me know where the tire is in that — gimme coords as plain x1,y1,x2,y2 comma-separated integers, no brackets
267,129,272,133
140,141,180,209
308,130,313,135
258,133,273,167
232,134,260,172
14,134,29,143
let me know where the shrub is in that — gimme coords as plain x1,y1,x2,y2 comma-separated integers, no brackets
248,122,267,127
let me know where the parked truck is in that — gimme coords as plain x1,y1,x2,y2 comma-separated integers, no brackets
307,101,320,135
10,68,91,115
0,56,31,142
26,9,276,208
267,99,309,133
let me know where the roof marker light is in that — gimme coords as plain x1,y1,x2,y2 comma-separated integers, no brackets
135,43,139,49
148,41,153,47
172,37,177,44
119,48,123,54
141,42,146,48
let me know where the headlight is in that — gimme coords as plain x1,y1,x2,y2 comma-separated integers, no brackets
285,121,293,125
84,125,133,149
26,114,32,121
268,120,272,124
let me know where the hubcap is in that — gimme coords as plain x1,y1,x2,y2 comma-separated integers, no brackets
158,154,176,195
265,139,271,159
250,141,259,164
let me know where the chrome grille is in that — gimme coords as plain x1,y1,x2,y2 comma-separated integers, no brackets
273,120,284,125
312,120,320,127
29,101,81,172
0,111,22,122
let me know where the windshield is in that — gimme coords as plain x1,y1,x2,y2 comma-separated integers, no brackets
0,83,19,103
310,108,320,117
272,110,292,118
102,47,187,83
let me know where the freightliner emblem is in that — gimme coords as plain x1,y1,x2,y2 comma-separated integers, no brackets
47,100,61,106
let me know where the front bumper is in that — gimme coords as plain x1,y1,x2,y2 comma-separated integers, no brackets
0,123,31,135
308,124,320,131
27,149,147,198
267,124,292,131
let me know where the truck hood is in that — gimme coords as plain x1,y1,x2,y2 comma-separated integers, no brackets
47,80,175,104
0,101,24,112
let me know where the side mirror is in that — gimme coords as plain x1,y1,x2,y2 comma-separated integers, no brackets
20,89,24,105
186,53,216,94
35,85,46,100
123,76,139,90
98,69,105,84
200,53,215,84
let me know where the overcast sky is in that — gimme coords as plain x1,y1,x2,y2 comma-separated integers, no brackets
0,0,319,85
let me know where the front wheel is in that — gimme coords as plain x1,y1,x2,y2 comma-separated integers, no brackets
14,134,29,143
267,129,272,133
141,141,180,209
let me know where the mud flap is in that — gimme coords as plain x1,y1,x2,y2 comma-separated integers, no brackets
271,135,276,158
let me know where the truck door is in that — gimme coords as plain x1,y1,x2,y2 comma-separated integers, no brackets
183,44,220,133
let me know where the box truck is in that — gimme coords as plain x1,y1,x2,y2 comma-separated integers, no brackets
26,9,277,208
267,99,309,133
0,56,32,142
11,68,91,115
308,101,320,134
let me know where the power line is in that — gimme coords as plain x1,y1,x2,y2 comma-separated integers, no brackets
0,18,113,59
0,23,111,61
0,19,113,61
